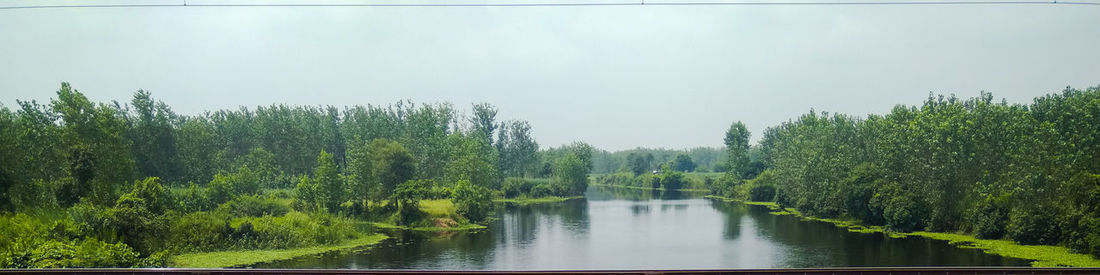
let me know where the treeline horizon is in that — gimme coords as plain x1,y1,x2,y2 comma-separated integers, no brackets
713,85,1100,259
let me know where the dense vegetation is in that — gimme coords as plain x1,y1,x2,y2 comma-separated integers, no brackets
591,147,727,174
0,83,592,267
710,86,1100,259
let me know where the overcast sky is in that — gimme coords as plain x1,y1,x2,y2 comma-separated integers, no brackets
1,1,1098,151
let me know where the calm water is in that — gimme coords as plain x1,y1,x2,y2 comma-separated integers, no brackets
257,186,1030,269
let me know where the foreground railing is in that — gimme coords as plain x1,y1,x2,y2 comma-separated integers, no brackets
2,268,1100,275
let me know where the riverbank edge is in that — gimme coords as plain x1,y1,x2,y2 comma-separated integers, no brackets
367,221,487,232
590,183,710,192
705,195,1100,267
493,196,584,206
168,234,388,268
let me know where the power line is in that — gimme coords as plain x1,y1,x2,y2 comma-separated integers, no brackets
0,0,1097,9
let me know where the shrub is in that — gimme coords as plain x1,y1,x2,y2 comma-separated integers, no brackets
748,185,776,202
660,172,686,190
215,195,290,218
452,180,494,223
502,177,534,198
971,195,1009,239
1008,205,1062,245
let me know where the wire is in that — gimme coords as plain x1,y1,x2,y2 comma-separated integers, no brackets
0,0,1097,9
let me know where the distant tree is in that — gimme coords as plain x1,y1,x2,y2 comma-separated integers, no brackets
723,121,751,180
626,152,651,176
672,154,696,172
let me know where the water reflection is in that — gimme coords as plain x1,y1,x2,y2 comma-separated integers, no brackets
257,186,1030,269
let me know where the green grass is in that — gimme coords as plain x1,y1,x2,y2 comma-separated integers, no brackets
708,195,1100,267
418,199,456,218
907,232,1100,267
169,234,388,268
494,196,584,206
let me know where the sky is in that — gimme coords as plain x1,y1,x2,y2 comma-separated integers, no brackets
1,0,1099,151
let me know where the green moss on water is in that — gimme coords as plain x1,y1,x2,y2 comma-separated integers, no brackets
907,232,1100,267
169,234,388,268
493,196,584,206
707,195,1100,267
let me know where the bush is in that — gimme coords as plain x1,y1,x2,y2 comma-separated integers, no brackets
216,195,290,217
1008,205,1062,245
452,180,494,223
660,172,686,190
748,185,776,202
393,180,431,226
502,177,534,198
172,182,210,212
872,182,925,232
971,195,1009,239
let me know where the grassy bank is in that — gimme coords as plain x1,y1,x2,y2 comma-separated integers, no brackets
368,222,486,232
706,196,1100,267
591,183,709,192
366,199,487,232
494,196,584,206
169,234,388,268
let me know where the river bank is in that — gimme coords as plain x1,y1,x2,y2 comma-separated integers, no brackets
706,195,1100,267
494,196,584,206
589,183,709,192
169,234,389,268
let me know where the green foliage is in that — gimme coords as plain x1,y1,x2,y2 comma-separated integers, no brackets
1,84,551,266
672,154,696,172
660,171,686,190
626,152,654,176
215,195,290,218
393,180,431,226
313,150,345,211
723,121,751,180
452,180,494,223
369,139,416,202
552,152,589,196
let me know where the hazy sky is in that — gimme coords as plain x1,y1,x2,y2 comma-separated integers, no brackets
1,0,1098,151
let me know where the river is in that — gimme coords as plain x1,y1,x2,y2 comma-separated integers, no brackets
256,185,1029,269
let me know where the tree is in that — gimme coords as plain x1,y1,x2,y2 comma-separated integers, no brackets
126,90,181,183
723,121,751,180
469,103,498,145
369,139,415,204
553,152,588,196
672,154,696,172
444,133,499,189
496,120,540,178
51,83,136,205
314,150,344,211
626,152,652,176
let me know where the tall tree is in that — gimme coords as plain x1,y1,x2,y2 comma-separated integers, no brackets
723,121,751,179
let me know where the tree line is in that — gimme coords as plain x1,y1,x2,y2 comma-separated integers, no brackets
714,86,1100,258
0,83,593,267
